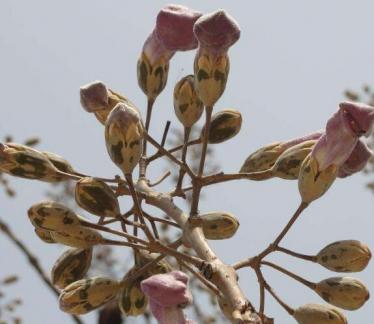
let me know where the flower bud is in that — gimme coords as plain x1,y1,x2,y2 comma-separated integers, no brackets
272,140,317,179
338,140,372,178
0,143,68,182
80,81,132,124
51,248,93,289
105,103,144,175
28,201,81,232
316,240,371,272
59,277,121,315
173,75,204,128
75,177,120,218
42,151,77,175
315,277,369,310
135,250,172,275
298,154,338,203
50,226,103,249
200,211,239,240
293,303,347,324
118,268,148,316
193,10,240,106
240,131,323,173
202,109,242,144
34,228,56,244
138,5,202,100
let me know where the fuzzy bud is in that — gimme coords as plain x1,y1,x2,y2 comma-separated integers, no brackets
75,177,120,218
0,143,68,182
298,154,338,203
293,304,347,324
59,277,121,315
105,103,144,175
202,109,242,144
173,75,204,128
52,248,93,289
316,240,371,273
50,226,103,249
200,211,239,240
34,228,56,244
315,277,370,310
42,151,77,175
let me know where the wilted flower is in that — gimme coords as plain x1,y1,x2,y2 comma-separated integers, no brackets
338,140,372,178
193,10,240,106
138,5,202,100
141,271,195,324
240,131,323,173
293,303,347,324
105,102,144,175
59,277,121,314
316,240,371,272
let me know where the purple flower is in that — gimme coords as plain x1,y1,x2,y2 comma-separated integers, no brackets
338,140,372,178
142,5,202,65
312,101,374,171
141,271,195,324
80,81,108,113
194,10,240,57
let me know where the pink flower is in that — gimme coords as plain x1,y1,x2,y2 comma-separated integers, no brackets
142,5,202,65
338,140,372,178
193,10,240,57
312,101,374,171
80,81,108,113
282,130,323,150
141,271,195,324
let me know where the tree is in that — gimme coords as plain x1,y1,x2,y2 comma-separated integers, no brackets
1,4,373,324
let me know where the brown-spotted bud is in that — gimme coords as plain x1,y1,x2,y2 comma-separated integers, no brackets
28,201,81,232
316,240,371,273
50,226,103,249
240,131,323,173
293,304,347,324
134,250,172,276
271,140,317,180
315,277,370,310
75,177,120,218
105,103,144,175
298,153,338,203
0,143,68,182
80,81,132,125
34,228,56,244
173,75,204,128
59,277,121,315
42,151,77,175
51,248,93,289
202,109,242,144
118,268,148,316
200,211,239,240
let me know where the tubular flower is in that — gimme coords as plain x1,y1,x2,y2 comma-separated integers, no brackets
138,5,202,100
193,10,240,106
141,271,195,324
338,139,372,178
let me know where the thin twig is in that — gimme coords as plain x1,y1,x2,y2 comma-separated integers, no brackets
0,217,83,324
276,246,317,262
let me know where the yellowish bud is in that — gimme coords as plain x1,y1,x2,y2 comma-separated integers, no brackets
294,303,347,324
200,211,239,240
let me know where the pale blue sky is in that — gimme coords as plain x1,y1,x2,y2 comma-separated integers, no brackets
1,1,373,323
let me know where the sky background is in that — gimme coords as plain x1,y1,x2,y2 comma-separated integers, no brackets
1,1,374,323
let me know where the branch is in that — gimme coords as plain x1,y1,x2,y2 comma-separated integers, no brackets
0,217,83,324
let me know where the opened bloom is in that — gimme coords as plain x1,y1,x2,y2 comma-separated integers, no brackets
312,101,374,171
141,271,195,324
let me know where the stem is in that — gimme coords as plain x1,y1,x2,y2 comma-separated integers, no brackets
276,246,317,262
160,120,171,148
125,173,154,242
261,261,316,290
198,106,213,177
175,127,191,195
143,98,154,157
264,282,294,316
202,170,274,187
0,218,83,324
